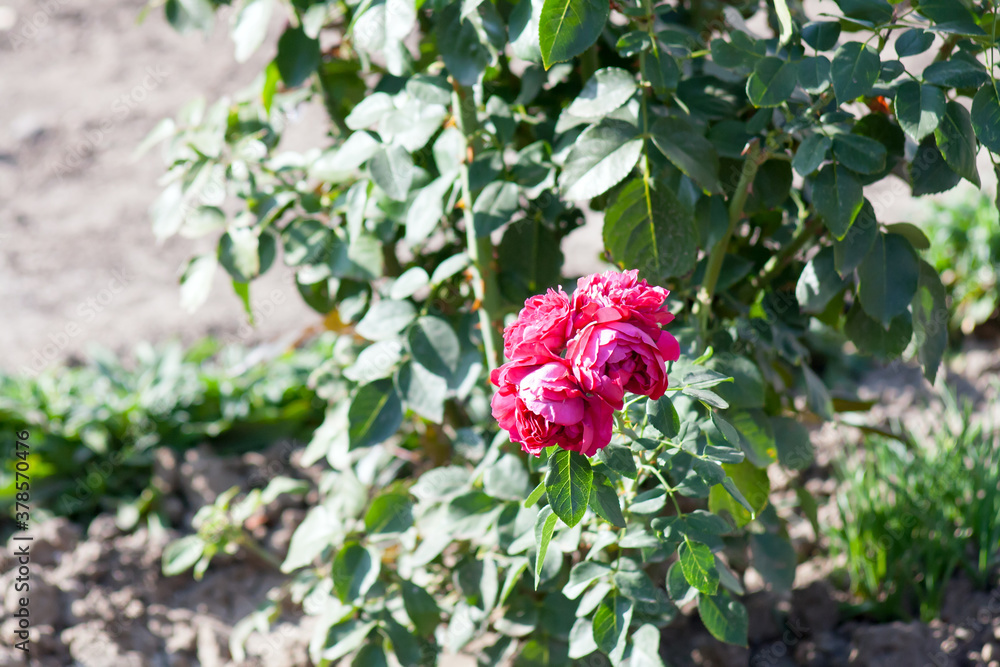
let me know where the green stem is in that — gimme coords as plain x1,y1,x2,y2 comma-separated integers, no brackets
696,140,763,334
238,533,284,570
451,83,503,372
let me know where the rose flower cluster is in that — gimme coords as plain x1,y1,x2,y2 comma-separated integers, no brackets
490,270,680,457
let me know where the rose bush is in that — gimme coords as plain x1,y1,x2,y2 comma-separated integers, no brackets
148,0,998,663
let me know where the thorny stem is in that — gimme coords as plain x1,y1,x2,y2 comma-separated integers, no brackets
451,83,503,373
696,140,764,334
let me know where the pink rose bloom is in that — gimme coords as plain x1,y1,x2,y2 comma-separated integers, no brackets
502,288,573,360
572,269,674,332
490,358,613,457
567,321,680,408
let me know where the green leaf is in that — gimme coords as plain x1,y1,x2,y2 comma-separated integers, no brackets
857,232,920,327
396,360,448,423
911,259,948,382
162,535,204,576
524,480,546,508
706,354,764,410
353,0,417,76
545,450,593,527
684,387,729,409
646,394,681,437
370,145,416,201
275,26,320,87
793,134,831,177
747,57,799,108
484,454,532,501
710,32,766,70
352,643,388,667
728,409,776,467
894,81,946,143
910,136,962,197
283,218,333,266
812,163,863,240
588,473,625,527
644,48,680,97
750,533,797,593
884,222,930,251
844,301,913,357
830,41,880,103
436,3,493,85
832,134,886,175
629,488,666,515
935,100,981,187
834,199,877,277
916,0,984,35
592,593,632,657
180,254,217,313
509,0,543,62
803,365,834,421
773,0,794,46
835,0,891,24
568,617,598,659
796,246,847,314
649,117,723,194
408,316,461,377
390,267,431,300
219,227,275,283
405,175,453,246
971,84,1000,153
630,623,666,667
498,219,564,299
356,299,417,341
894,28,933,57
698,593,749,647
231,0,274,63
597,443,637,479
667,561,697,605
332,542,379,602
746,159,793,211
365,493,413,534
802,21,841,50
679,540,720,595
711,412,742,449
559,120,643,201
565,561,612,599
771,416,814,470
533,506,558,589
798,55,832,94
709,460,769,527
321,619,378,662
348,380,404,448
567,67,637,118
281,505,334,572
923,60,989,89
603,177,697,280
538,0,609,68
164,0,215,32
473,181,520,236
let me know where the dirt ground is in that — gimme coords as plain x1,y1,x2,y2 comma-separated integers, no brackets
0,0,323,377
